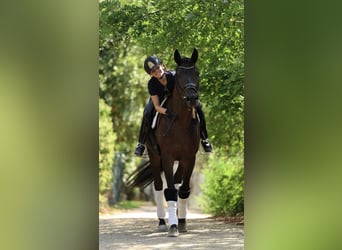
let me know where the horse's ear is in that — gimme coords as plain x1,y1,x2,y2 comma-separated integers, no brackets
174,49,182,65
191,48,198,64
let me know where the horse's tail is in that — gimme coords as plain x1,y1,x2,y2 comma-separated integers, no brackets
126,160,154,190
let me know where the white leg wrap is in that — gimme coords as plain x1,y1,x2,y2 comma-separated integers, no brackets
177,198,187,219
167,201,178,225
154,189,165,219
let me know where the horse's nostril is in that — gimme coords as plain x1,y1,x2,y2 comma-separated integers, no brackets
192,94,198,100
186,92,198,99
185,93,199,108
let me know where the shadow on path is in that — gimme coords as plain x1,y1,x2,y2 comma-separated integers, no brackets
99,203,244,250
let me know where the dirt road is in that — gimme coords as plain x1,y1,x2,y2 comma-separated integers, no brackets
99,203,244,249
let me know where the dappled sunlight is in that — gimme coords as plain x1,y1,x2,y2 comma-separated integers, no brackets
100,217,244,249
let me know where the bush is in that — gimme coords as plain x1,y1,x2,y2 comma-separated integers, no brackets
200,156,244,216
99,98,116,207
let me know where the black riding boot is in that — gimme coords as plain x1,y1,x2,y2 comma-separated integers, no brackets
134,120,147,156
134,144,145,157
196,105,213,153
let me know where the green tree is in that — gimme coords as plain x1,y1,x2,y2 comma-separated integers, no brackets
99,98,116,207
99,1,149,206
99,0,147,154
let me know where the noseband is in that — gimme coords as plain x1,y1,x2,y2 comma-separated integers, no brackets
176,65,199,107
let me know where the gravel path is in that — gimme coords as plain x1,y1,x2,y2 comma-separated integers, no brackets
99,203,244,249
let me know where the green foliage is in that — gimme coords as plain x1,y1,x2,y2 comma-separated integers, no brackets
200,155,244,216
115,200,141,210
99,98,116,205
99,0,147,156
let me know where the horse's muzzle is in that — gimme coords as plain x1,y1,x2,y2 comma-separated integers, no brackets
184,82,198,107
185,92,198,107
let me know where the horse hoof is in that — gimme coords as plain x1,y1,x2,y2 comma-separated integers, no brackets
158,224,168,232
178,222,187,233
168,224,179,237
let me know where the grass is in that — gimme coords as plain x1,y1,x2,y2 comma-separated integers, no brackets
115,200,141,209
99,200,142,214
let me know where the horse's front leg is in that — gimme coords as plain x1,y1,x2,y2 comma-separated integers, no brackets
162,156,179,237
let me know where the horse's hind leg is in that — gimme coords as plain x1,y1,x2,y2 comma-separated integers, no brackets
150,156,167,232
177,198,188,232
153,173,167,232
177,189,191,233
177,159,195,233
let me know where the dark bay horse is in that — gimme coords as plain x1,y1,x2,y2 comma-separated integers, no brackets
128,49,201,237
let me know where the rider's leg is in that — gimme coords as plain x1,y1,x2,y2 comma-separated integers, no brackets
134,100,154,156
196,103,213,152
134,119,147,156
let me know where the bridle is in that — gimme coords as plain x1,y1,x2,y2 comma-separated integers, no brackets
175,65,199,107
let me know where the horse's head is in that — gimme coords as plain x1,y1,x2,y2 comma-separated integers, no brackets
174,48,200,108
